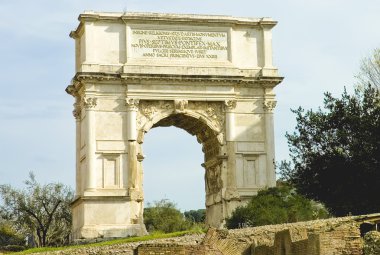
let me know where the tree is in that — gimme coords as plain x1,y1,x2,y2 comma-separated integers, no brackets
0,173,73,247
144,199,191,233
226,185,329,229
280,85,380,216
356,48,380,89
184,209,206,223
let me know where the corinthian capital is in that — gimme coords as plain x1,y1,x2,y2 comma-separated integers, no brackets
126,98,140,111
224,100,237,112
82,97,97,109
263,100,277,112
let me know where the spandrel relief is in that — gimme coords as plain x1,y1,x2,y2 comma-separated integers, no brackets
137,100,225,134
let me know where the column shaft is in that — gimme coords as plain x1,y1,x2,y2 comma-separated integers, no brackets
125,98,139,195
75,117,81,196
225,112,235,142
226,141,237,190
128,141,137,189
127,110,137,141
86,108,96,190
264,110,276,187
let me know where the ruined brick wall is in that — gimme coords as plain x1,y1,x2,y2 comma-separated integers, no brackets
21,234,204,255
292,239,309,255
248,219,363,255
316,223,363,255
271,229,309,255
306,234,320,255
203,220,364,255
252,245,273,255
273,230,293,255
218,216,367,255
25,215,378,255
137,243,188,255
229,216,359,247
202,228,251,255
136,241,224,255
222,216,365,255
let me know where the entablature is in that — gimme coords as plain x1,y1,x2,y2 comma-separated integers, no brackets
66,72,283,99
71,11,277,34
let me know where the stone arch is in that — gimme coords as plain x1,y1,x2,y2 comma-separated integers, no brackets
135,100,227,227
137,100,224,146
67,11,283,239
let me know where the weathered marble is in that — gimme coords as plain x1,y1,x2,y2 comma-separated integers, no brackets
66,11,283,239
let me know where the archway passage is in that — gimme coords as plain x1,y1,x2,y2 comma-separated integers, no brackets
152,113,221,163
142,126,205,210
139,111,226,228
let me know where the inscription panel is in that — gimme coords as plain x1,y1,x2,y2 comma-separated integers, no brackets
130,29,228,61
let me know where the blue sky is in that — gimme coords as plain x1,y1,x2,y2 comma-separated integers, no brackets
0,0,379,211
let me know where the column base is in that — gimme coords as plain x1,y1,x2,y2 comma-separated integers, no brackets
73,224,147,239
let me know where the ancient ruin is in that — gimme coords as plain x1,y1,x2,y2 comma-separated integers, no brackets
136,214,380,255
21,214,380,255
66,11,283,239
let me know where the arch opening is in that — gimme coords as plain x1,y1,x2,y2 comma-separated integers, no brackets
152,113,221,163
139,112,226,227
143,126,205,211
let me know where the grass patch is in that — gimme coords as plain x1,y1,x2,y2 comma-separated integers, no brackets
11,229,204,254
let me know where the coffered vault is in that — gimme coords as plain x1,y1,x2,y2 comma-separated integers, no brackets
66,11,283,239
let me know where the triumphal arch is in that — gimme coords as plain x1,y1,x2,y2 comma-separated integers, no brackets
66,11,283,239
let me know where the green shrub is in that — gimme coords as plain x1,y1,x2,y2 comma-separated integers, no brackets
226,185,330,229
0,223,24,247
2,244,26,252
184,209,206,223
364,231,380,255
144,199,192,233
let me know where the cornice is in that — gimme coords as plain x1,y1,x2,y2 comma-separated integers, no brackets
122,73,244,84
256,76,284,87
120,12,277,27
70,22,84,39
72,12,277,36
73,72,121,82
65,72,283,96
70,195,131,206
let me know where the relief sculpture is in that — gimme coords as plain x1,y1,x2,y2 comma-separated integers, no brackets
205,164,223,194
137,100,225,134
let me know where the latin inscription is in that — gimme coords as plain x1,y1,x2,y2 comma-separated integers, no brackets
130,29,228,60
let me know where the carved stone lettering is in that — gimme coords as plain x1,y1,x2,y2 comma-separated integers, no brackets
130,29,228,60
